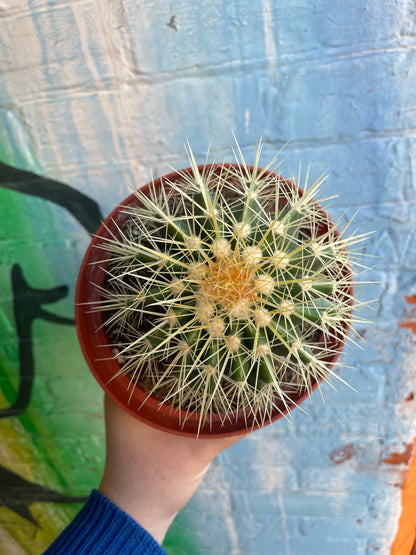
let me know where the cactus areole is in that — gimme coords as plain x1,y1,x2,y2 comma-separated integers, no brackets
75,151,357,438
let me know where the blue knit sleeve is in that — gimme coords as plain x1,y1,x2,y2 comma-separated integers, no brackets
43,489,167,554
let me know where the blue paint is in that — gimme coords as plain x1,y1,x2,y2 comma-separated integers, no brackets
1,0,415,552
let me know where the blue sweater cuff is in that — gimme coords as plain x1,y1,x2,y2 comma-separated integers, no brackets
44,489,167,554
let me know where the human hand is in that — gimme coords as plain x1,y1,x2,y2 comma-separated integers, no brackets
99,395,246,544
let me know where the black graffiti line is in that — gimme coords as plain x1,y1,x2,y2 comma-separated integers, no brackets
0,265,74,418
0,160,102,415
0,161,104,235
0,464,87,525
0,164,103,526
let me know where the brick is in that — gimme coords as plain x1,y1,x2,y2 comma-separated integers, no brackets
289,536,367,554
108,1,416,79
300,515,381,538
218,440,299,492
180,491,242,553
300,463,379,493
224,434,295,467
2,4,113,101
33,373,102,411
295,404,384,438
31,334,90,378
367,490,402,534
263,52,416,142
232,514,292,554
311,364,385,406
281,491,368,518
276,138,410,208
59,161,139,217
36,410,104,440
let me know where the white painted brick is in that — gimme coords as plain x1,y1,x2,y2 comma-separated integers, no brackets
1,1,415,553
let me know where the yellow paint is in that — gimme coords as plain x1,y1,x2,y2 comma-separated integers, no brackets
0,394,79,553
391,437,416,555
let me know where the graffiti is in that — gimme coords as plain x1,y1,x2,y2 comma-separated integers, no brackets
0,162,193,553
0,465,86,525
0,161,103,235
0,264,74,418
0,164,103,535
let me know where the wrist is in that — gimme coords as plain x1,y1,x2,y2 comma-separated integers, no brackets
98,476,177,545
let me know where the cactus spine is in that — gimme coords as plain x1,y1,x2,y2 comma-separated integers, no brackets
91,142,365,432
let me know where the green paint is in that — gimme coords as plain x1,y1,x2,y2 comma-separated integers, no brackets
164,510,202,555
0,187,102,551
0,186,197,553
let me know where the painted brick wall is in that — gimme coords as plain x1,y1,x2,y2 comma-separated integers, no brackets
0,1,415,553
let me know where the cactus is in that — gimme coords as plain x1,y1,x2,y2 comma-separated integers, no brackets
90,141,366,433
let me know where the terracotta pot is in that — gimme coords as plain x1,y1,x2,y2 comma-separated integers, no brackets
75,164,353,438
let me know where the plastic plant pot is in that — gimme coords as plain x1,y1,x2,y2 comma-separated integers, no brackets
75,162,354,438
